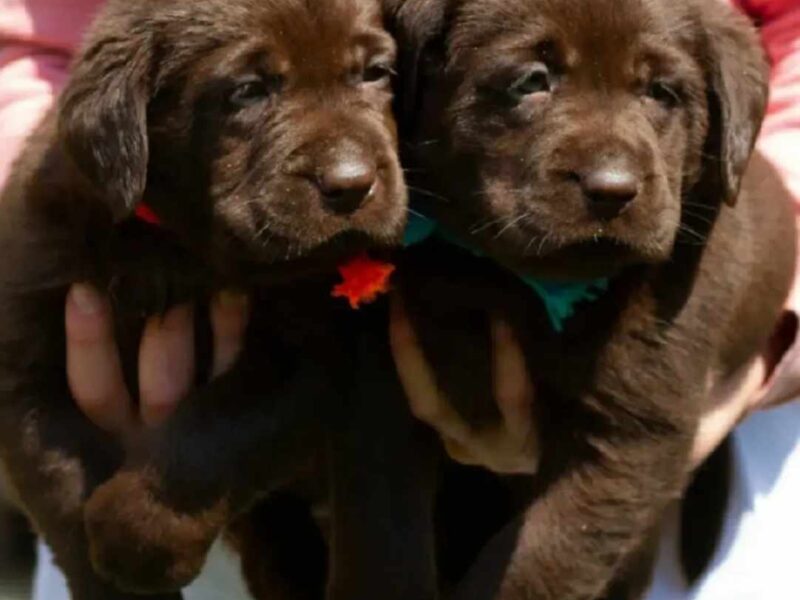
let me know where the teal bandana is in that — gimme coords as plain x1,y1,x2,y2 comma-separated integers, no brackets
403,213,609,332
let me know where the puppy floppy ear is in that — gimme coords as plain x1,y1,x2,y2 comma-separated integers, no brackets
384,0,451,131
58,19,154,222
701,5,769,206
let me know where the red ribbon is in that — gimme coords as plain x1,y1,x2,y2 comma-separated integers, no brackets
134,203,162,226
134,202,392,310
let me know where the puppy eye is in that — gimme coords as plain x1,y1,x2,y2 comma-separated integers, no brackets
361,62,395,85
228,75,282,108
645,81,682,108
508,64,551,100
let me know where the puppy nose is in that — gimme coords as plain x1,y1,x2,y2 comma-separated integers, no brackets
318,156,376,215
581,167,640,220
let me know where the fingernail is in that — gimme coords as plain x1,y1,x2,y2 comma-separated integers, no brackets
216,290,249,311
160,304,194,330
70,284,104,315
390,294,408,320
492,314,512,337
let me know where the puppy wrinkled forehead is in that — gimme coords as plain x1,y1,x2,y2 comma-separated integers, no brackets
251,0,395,70
118,0,394,87
451,0,698,67
132,0,389,53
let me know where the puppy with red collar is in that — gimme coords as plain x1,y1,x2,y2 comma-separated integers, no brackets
0,0,406,598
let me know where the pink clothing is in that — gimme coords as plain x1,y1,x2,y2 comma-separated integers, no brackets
0,0,100,184
1,0,800,401
737,0,800,201
0,0,797,195
5,0,797,227
733,0,800,406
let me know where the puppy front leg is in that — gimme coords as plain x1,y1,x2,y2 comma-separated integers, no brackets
453,420,694,600
84,356,327,594
0,400,182,600
327,329,440,600
600,530,662,600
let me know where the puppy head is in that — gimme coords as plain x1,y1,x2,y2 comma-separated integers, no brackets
59,0,406,266
401,0,767,278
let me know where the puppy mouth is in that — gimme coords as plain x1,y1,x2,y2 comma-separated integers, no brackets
261,193,407,254
218,174,407,270
467,212,675,278
550,236,666,266
226,218,403,263
468,179,675,262
219,227,400,285
550,224,672,259
269,227,401,258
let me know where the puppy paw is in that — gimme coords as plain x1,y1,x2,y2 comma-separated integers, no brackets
84,470,224,594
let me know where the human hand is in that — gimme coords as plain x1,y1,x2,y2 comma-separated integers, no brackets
65,284,250,434
691,313,798,466
390,296,540,475
391,298,798,474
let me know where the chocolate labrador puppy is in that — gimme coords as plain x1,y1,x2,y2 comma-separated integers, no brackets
376,0,797,597
0,0,405,598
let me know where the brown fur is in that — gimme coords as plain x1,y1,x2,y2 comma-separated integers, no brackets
0,0,406,598
375,0,797,598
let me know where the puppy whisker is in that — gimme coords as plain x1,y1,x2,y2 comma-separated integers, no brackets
681,201,717,211
404,138,442,149
494,213,529,240
407,185,452,203
676,224,709,245
682,209,715,227
470,215,509,235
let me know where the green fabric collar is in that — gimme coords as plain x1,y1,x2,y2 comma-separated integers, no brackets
403,213,608,332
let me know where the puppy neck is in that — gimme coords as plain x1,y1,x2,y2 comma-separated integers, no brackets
403,212,609,332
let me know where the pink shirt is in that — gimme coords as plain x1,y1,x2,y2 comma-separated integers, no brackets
1,0,800,400
0,0,100,183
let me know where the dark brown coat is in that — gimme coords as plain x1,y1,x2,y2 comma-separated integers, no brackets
377,0,797,597
0,1,405,598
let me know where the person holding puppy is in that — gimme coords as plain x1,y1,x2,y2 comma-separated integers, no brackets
0,0,798,599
